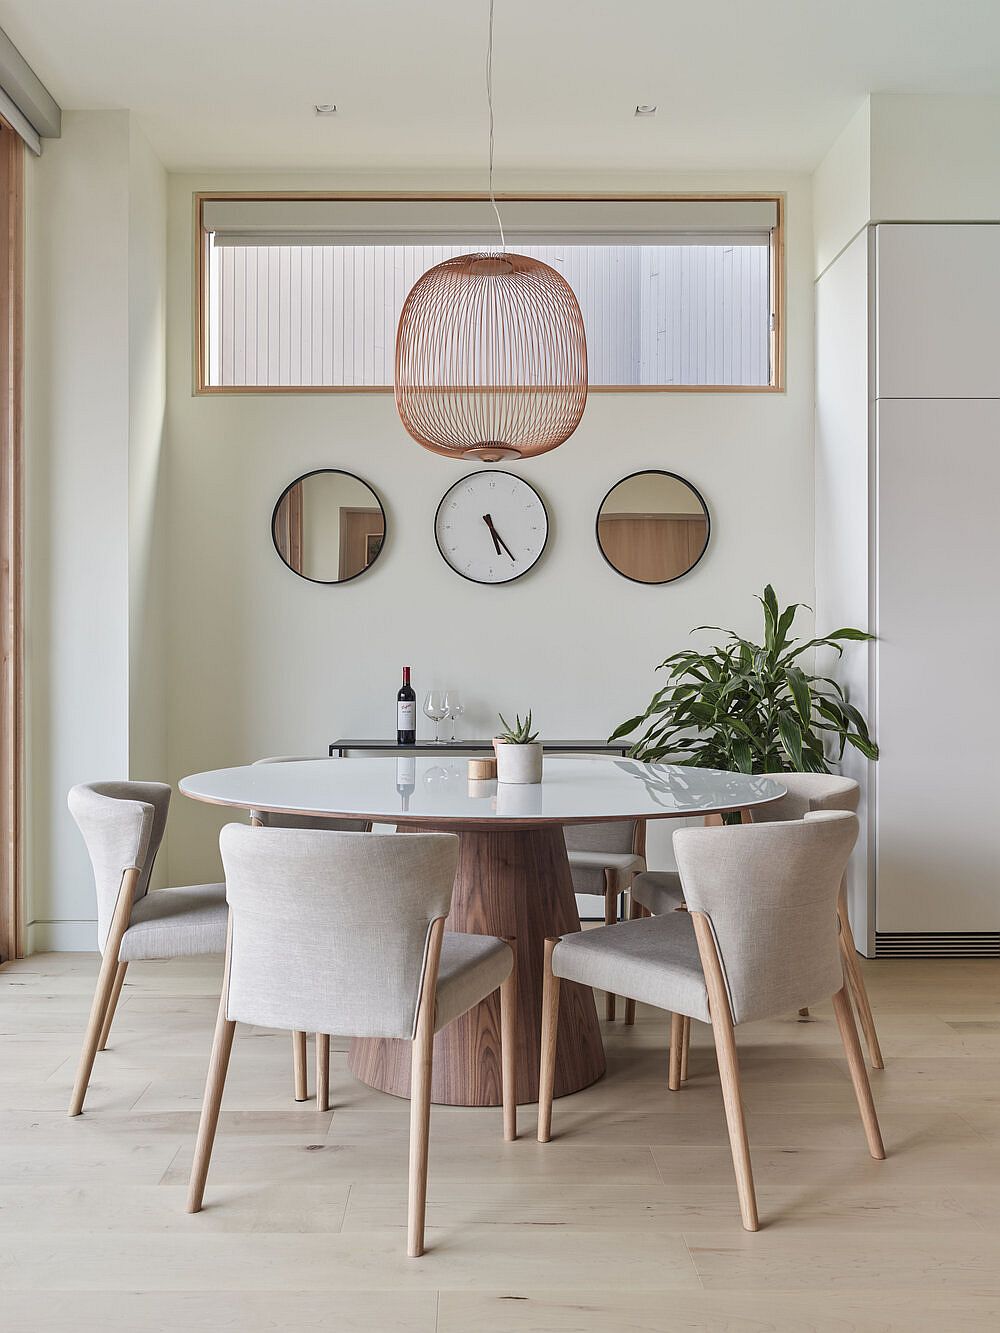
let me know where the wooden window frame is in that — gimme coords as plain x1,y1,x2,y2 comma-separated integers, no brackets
193,191,785,396
0,118,24,962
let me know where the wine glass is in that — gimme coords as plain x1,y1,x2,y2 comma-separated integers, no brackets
443,690,464,743
423,690,448,744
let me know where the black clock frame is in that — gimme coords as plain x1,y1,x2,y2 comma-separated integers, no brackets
433,469,549,585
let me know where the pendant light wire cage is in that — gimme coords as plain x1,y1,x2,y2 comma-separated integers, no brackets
395,253,588,460
394,0,588,460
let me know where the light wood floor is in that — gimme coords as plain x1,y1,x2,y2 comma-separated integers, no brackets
2,952,1000,1331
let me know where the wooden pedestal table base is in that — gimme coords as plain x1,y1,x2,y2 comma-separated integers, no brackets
348,824,606,1106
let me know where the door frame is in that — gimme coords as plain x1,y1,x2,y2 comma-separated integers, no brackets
0,118,24,962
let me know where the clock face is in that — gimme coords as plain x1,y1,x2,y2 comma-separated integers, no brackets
434,471,549,584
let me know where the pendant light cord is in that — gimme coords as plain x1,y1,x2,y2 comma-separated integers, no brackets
486,0,506,251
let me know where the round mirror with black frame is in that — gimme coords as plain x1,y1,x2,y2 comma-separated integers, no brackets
271,469,386,585
596,470,710,585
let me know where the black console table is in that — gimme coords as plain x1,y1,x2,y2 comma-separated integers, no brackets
329,738,629,758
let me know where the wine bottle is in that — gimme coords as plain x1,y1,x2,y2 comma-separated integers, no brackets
396,755,416,811
397,666,416,745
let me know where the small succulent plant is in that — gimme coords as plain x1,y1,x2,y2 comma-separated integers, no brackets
497,711,539,745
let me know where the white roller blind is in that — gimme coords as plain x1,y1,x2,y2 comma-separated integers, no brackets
207,241,771,388
203,197,778,248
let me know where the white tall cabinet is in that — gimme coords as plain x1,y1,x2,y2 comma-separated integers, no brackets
816,223,1000,956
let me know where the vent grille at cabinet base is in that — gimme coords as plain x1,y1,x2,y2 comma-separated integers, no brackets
875,932,1000,958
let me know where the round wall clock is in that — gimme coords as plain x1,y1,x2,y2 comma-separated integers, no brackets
434,470,549,584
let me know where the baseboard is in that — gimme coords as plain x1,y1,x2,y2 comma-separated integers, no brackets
25,920,98,953
875,931,1000,958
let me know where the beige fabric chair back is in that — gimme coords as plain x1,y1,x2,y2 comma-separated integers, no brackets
252,755,370,832
220,824,458,1039
751,772,858,823
67,781,170,951
672,811,858,1025
564,820,637,855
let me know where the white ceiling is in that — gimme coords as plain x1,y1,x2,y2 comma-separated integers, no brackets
3,0,1000,173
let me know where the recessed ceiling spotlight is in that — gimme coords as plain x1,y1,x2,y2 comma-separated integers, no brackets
634,104,657,117
314,103,338,115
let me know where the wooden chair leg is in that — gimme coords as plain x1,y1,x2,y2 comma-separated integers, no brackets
691,912,758,1232
316,1034,330,1113
407,918,444,1259
500,941,517,1142
69,868,138,1117
680,1015,691,1083
624,881,643,1026
97,961,128,1052
832,984,886,1160
407,1023,433,1258
668,1012,684,1090
537,938,561,1143
292,1030,308,1101
604,870,618,1021
187,914,236,1213
838,890,884,1069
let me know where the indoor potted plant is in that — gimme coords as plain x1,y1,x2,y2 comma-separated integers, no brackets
611,585,878,788
495,711,543,784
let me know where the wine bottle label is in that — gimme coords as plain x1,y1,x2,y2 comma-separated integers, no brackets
397,701,416,728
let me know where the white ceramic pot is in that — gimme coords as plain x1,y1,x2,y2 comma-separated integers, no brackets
496,741,543,785
495,780,543,816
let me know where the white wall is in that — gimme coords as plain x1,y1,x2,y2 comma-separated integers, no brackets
24,112,168,950
815,93,1000,280
813,98,871,278
869,94,1000,222
164,170,816,888
24,112,132,951
128,122,169,810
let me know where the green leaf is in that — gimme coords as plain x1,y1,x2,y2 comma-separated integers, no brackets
731,739,754,773
609,714,646,742
845,732,880,760
777,711,805,770
825,627,876,641
784,665,812,725
774,600,808,656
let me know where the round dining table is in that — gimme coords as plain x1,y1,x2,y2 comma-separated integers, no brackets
180,755,785,1107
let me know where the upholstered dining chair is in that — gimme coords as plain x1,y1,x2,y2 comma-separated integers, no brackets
251,754,372,1106
537,813,884,1231
563,820,646,1021
629,773,883,1071
187,824,517,1258
66,781,229,1117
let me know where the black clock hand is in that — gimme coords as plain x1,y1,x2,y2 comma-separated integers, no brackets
481,514,502,555
484,513,516,561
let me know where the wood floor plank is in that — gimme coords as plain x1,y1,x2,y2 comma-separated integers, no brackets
0,1228,701,1291
0,1290,439,1331
685,1228,1000,1291
438,1290,1000,1332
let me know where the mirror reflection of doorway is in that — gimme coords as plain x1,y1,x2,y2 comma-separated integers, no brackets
339,508,384,580
597,512,709,583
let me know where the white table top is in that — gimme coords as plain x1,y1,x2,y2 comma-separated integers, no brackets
179,756,785,829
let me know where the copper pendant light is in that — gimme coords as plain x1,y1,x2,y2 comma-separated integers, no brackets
394,2,587,461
